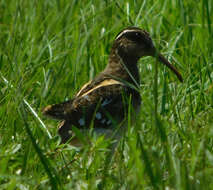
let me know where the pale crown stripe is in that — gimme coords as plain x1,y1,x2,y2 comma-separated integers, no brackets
115,29,138,40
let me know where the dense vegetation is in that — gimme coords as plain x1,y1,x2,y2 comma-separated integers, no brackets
0,0,212,189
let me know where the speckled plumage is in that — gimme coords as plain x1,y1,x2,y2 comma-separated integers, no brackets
42,27,183,145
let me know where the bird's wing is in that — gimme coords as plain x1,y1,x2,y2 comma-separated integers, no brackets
42,80,93,120
42,79,131,128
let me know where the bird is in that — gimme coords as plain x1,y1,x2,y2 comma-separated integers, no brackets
42,27,183,146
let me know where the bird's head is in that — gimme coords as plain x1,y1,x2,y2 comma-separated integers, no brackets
113,27,183,82
114,27,155,58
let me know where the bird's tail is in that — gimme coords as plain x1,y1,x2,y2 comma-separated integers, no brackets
42,100,72,120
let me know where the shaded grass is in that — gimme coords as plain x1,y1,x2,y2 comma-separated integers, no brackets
0,0,213,189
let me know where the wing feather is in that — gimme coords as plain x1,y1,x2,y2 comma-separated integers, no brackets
42,78,141,130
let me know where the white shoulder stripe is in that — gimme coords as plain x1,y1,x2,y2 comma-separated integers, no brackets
76,81,91,97
80,79,122,98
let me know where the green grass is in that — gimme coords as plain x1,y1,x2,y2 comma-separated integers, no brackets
0,0,213,189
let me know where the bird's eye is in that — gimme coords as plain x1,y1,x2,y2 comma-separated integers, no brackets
126,32,142,42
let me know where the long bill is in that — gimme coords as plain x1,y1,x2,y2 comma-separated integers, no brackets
158,54,183,82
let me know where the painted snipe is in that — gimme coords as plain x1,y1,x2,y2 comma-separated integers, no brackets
43,27,183,146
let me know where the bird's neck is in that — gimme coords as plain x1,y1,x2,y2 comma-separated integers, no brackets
104,49,140,84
